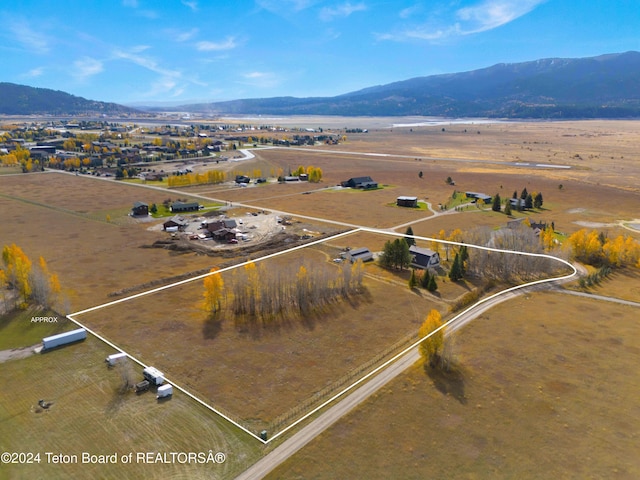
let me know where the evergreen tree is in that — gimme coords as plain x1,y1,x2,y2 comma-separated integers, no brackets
525,193,533,210
459,245,469,275
449,253,463,281
404,226,415,246
520,187,528,199
534,192,544,209
512,190,518,199
420,269,431,289
427,274,438,292
492,193,501,212
408,269,418,289
504,200,512,216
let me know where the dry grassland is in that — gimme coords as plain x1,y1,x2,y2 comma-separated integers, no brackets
1,119,638,473
267,290,640,479
78,242,446,430
0,333,261,480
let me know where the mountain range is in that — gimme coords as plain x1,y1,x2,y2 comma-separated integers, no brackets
2,52,640,118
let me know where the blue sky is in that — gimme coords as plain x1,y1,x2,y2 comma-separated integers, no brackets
2,0,638,105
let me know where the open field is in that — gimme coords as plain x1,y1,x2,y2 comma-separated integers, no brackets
267,289,640,479
1,118,639,478
0,331,261,479
76,238,449,431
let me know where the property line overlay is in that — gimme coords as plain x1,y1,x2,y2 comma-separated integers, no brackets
64,227,577,445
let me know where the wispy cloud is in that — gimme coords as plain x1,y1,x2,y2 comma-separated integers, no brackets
319,2,367,22
399,4,423,20
9,19,50,54
113,47,181,79
167,28,199,42
23,67,45,78
73,57,104,81
239,71,281,89
379,0,546,42
181,0,198,11
456,0,545,34
256,0,318,14
121,0,158,19
196,37,237,51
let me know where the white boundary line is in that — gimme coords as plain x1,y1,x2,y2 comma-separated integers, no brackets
265,228,577,443
65,227,577,445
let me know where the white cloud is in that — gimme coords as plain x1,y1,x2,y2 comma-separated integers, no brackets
9,19,50,54
196,37,237,51
25,67,45,78
181,0,198,11
379,0,546,42
73,57,104,80
240,71,280,89
399,4,422,20
113,48,181,79
319,2,367,21
256,0,318,13
170,28,199,42
456,0,545,34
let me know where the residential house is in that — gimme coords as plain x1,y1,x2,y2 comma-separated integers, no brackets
342,176,378,189
131,201,149,216
409,245,441,270
170,201,199,212
397,196,418,208
346,247,374,263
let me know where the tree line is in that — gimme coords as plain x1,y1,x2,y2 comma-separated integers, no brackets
203,259,365,329
1,244,61,311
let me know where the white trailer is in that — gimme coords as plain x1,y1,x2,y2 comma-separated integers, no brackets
42,328,86,350
143,366,165,385
105,352,127,366
156,384,173,399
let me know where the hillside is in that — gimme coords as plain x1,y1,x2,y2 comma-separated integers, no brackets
0,83,138,116
180,51,640,118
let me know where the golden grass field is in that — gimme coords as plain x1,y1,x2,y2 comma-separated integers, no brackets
267,288,640,479
1,118,639,479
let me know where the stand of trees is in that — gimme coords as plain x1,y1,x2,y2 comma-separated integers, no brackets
566,229,640,267
1,244,61,310
202,260,365,327
379,238,411,270
462,226,559,282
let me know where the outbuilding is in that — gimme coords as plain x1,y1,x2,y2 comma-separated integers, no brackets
163,216,188,231
170,201,199,212
342,176,378,189
346,247,374,263
397,196,418,208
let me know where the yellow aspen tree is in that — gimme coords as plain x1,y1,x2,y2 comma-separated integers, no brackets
202,268,225,315
418,309,444,367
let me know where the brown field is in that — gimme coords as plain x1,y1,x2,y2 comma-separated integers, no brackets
76,240,447,431
1,119,639,477
267,289,640,479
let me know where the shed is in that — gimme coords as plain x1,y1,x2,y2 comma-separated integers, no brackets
346,247,373,263
465,192,492,204
163,216,188,231
170,201,199,212
131,201,149,216
342,176,378,189
409,245,441,270
397,196,418,208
